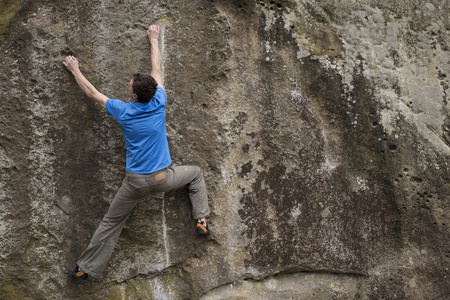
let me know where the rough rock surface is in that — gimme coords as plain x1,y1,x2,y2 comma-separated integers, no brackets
0,0,449,299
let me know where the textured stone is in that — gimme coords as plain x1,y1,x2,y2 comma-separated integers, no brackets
0,0,449,299
201,272,366,300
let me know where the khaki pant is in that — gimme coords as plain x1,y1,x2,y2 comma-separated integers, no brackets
77,165,209,277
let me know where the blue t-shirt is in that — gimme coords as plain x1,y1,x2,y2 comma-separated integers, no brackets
106,86,172,174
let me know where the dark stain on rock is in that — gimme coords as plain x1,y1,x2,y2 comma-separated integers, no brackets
229,112,249,138
442,115,450,147
247,132,256,139
239,161,253,178
236,16,406,280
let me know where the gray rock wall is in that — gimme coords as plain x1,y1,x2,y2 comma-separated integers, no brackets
0,0,448,299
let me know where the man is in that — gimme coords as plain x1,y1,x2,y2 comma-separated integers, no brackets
64,25,210,280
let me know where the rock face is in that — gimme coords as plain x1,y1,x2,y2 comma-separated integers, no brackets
0,0,449,299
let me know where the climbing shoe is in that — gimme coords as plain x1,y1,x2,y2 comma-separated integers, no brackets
68,265,88,280
196,221,210,235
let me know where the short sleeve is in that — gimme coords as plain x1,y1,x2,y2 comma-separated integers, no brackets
154,86,167,106
106,99,126,120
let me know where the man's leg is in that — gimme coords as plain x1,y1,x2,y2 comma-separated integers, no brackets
157,166,210,221
76,173,145,277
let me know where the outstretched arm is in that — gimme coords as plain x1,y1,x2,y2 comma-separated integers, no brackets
63,56,108,108
147,25,163,89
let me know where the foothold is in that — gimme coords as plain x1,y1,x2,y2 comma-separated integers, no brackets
61,47,74,55
389,144,397,152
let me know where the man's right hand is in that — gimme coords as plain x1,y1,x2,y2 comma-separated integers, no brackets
147,25,160,41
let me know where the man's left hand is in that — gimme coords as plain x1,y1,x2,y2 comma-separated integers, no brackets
63,56,80,74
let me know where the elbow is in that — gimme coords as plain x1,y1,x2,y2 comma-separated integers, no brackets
85,91,95,99
85,88,100,100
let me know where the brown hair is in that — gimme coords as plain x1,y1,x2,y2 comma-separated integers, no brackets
132,73,158,103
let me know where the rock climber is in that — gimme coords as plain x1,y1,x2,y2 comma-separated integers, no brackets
63,25,210,280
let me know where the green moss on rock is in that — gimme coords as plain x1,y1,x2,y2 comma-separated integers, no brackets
0,0,25,42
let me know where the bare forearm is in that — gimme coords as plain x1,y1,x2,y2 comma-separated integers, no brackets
150,38,163,88
72,70,98,98
70,70,108,108
150,38,161,73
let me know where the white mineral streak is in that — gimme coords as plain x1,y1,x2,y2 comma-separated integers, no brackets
159,25,167,87
162,197,170,268
262,6,277,32
94,0,125,197
151,275,177,300
0,147,13,263
26,35,61,286
0,62,18,270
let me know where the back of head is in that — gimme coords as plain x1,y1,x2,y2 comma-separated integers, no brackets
132,73,158,103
